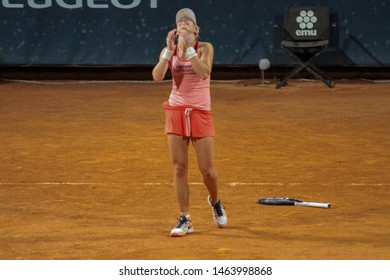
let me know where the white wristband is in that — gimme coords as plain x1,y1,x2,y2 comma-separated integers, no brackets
186,47,197,59
161,48,172,61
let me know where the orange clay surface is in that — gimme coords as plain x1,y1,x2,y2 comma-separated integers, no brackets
0,79,389,260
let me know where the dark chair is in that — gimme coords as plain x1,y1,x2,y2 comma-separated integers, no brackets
275,6,335,89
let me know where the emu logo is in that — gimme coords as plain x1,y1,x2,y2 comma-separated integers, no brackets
295,10,317,36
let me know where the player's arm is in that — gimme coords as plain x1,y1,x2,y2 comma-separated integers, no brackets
189,42,214,80
152,48,170,82
152,29,176,82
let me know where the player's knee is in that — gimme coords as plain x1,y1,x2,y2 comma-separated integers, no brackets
173,163,188,178
200,166,216,180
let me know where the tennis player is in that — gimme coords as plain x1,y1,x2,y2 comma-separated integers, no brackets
152,8,228,237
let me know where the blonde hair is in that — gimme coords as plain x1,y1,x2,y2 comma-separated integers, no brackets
195,26,200,39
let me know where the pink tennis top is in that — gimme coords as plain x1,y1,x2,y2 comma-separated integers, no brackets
168,43,211,111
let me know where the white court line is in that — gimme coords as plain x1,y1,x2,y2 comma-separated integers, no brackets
0,182,107,186
227,182,389,187
227,182,302,187
0,182,206,186
0,182,389,187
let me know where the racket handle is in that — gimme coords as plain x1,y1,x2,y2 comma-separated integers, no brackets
295,202,331,208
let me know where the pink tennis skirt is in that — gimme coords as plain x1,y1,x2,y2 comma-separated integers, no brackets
162,101,215,137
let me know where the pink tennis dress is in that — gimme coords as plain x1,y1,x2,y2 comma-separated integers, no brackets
163,42,215,137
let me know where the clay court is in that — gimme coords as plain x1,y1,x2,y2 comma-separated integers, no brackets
0,78,389,260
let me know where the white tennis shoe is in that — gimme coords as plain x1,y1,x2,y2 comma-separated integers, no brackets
170,216,194,237
207,195,228,228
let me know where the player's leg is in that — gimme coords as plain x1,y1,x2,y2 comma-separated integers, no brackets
192,137,219,202
167,134,190,212
192,137,227,228
167,134,193,236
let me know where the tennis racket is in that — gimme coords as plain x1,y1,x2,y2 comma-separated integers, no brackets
258,197,331,208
